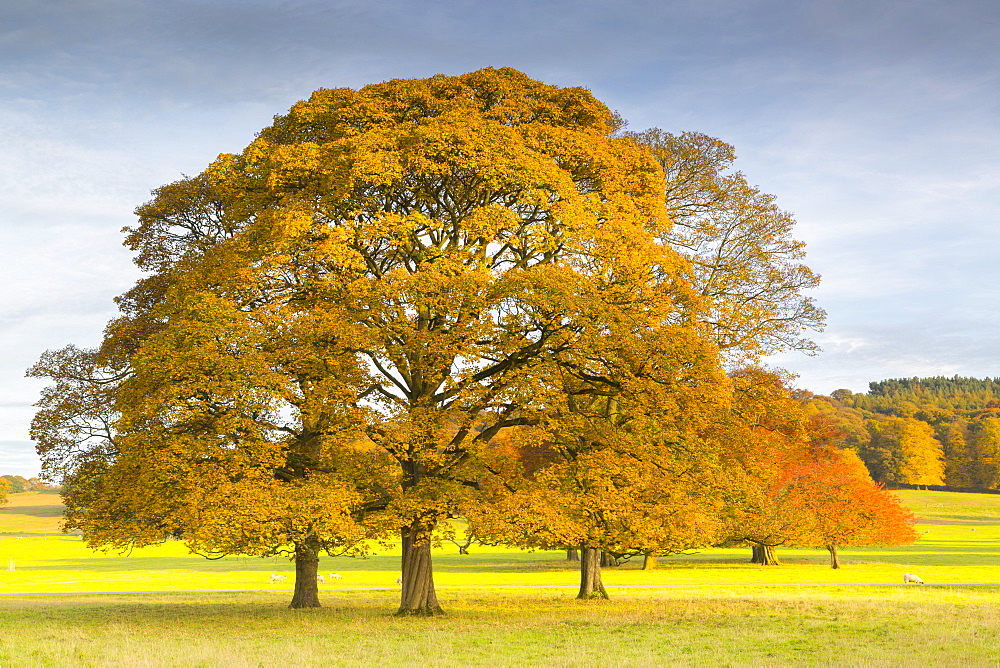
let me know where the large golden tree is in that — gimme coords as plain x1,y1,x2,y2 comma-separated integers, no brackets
33,68,728,615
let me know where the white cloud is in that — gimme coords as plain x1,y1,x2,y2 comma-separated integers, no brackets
0,441,41,478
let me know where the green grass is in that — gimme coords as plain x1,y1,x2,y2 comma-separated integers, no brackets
3,489,1000,665
893,488,1000,523
3,588,1000,666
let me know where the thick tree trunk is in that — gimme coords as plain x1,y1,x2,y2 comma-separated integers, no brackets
827,544,840,569
577,547,609,599
749,543,780,566
760,544,780,565
566,548,579,561
600,551,620,567
289,535,321,609
396,522,444,616
642,552,658,570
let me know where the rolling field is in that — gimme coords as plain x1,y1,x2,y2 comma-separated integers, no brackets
2,489,1000,665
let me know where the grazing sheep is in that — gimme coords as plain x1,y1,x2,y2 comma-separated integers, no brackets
269,574,287,584
316,574,325,583
329,573,342,580
903,573,924,584
396,576,403,584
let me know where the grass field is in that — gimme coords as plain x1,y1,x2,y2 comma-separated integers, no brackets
2,489,1000,665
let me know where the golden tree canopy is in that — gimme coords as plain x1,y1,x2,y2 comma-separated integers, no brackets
34,68,731,614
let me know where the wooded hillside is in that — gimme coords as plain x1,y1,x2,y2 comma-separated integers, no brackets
821,377,1000,489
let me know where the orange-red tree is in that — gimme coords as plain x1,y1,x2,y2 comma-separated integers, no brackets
721,377,918,567
778,450,918,567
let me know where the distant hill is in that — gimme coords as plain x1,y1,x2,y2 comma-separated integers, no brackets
0,492,66,535
826,376,1000,491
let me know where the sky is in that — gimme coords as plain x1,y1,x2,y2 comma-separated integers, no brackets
1,0,998,476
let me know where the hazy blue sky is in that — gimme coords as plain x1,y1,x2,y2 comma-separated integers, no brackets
2,0,998,475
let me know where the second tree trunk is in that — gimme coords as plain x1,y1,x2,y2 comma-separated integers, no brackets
827,544,840,569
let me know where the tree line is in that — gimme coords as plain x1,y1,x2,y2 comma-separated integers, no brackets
824,377,1000,489
28,68,914,615
1,475,59,499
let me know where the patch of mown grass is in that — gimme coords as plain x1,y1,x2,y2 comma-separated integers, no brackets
894,489,1000,523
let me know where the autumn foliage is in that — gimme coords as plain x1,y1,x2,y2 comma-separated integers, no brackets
30,67,913,616
716,369,917,567
777,451,919,567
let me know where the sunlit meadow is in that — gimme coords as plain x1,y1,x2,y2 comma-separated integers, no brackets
2,489,1000,665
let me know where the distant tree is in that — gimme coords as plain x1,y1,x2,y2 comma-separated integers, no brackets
939,420,974,487
860,416,944,486
1,475,28,494
898,418,945,486
830,389,853,403
969,418,1000,489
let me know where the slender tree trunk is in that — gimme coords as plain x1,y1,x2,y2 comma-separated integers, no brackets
577,547,609,599
289,535,321,609
642,552,658,570
827,544,840,569
396,521,444,616
566,548,579,561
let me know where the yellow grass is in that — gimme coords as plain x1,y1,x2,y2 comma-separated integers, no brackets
0,491,65,535
2,587,1000,666
2,490,1000,595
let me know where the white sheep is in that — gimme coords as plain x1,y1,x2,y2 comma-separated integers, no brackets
316,574,325,583
269,574,287,584
328,573,342,580
903,573,924,584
